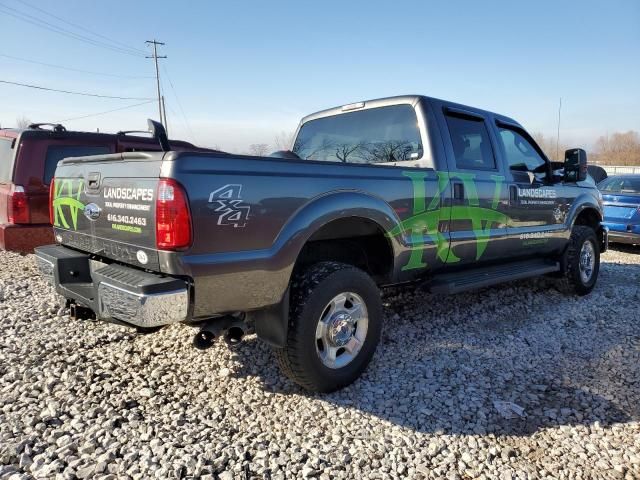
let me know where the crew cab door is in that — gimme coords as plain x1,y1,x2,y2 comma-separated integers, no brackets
493,121,567,254
434,104,510,266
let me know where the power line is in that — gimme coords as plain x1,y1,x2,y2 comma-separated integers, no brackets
16,0,148,56
0,53,152,79
0,3,145,57
0,4,143,57
162,64,198,144
0,79,153,100
54,100,155,122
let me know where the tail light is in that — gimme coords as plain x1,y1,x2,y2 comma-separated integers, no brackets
156,178,192,250
7,185,30,224
49,178,55,224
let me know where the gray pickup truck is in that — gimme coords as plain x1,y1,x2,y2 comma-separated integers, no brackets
35,95,607,392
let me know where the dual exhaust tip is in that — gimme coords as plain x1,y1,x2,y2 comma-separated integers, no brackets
193,325,245,350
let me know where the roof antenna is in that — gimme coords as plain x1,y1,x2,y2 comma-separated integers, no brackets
556,97,562,160
147,118,170,152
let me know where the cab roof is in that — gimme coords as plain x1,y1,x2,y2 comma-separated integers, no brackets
0,123,197,148
300,94,522,128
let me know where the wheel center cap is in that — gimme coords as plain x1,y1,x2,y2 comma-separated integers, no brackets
329,313,354,347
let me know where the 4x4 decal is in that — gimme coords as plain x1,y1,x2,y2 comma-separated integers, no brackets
387,171,510,270
52,178,86,230
208,184,251,228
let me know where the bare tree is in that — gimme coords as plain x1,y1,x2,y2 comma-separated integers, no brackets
16,116,31,129
274,131,296,151
334,142,364,162
295,138,336,160
592,131,640,166
249,143,270,157
360,140,416,163
531,132,569,162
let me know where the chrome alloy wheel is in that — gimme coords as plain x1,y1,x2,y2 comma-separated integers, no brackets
315,292,368,369
579,240,595,283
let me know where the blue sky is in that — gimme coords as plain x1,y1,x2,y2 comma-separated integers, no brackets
1,0,638,152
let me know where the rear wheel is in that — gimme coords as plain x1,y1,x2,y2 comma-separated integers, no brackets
559,225,600,295
274,262,382,392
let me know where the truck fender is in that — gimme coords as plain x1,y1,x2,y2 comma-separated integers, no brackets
566,195,603,230
252,191,403,348
274,190,404,273
563,195,606,257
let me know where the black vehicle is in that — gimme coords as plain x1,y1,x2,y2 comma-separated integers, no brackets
588,165,608,184
35,95,607,391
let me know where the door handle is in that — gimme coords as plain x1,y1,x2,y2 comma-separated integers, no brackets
453,182,464,201
87,172,101,192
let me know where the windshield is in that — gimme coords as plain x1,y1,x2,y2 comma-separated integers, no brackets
598,176,640,194
293,105,423,164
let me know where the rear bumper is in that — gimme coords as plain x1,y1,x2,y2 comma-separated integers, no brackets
608,230,640,245
0,223,54,253
35,244,190,328
602,222,640,245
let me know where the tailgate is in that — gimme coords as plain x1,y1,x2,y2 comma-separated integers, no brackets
52,152,164,270
603,205,638,220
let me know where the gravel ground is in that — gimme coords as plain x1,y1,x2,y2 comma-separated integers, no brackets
0,247,639,480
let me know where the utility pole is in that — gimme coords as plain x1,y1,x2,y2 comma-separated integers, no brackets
146,39,167,127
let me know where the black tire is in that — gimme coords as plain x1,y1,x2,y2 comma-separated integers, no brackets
274,262,382,392
559,225,600,295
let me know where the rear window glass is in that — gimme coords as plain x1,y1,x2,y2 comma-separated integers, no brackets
598,176,640,194
292,105,423,164
44,145,110,184
0,137,15,182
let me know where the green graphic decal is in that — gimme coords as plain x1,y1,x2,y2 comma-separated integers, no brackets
52,178,85,230
388,171,508,270
490,174,505,209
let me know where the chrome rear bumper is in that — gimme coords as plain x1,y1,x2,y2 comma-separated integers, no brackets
97,282,188,327
35,244,189,328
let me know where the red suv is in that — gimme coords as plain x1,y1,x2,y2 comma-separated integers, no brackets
0,123,206,253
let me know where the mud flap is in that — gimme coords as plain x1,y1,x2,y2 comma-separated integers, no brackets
250,288,289,347
598,225,609,253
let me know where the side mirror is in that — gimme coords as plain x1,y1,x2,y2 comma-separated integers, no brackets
564,148,588,182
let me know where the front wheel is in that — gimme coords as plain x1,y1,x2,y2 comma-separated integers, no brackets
560,225,600,295
274,262,382,392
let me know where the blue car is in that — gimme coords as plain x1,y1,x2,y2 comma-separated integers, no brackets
598,174,640,246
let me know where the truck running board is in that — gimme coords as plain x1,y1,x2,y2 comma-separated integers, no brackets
428,259,560,294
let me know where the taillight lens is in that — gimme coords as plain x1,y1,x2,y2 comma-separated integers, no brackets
7,185,30,224
156,178,192,250
49,178,55,225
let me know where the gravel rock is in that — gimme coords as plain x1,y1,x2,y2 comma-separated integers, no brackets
0,248,639,478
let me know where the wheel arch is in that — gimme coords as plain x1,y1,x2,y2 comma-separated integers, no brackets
568,199,606,252
252,191,403,347
275,191,404,283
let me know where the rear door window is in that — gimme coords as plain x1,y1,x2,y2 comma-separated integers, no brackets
0,137,15,182
444,114,496,170
44,145,110,184
293,105,423,164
